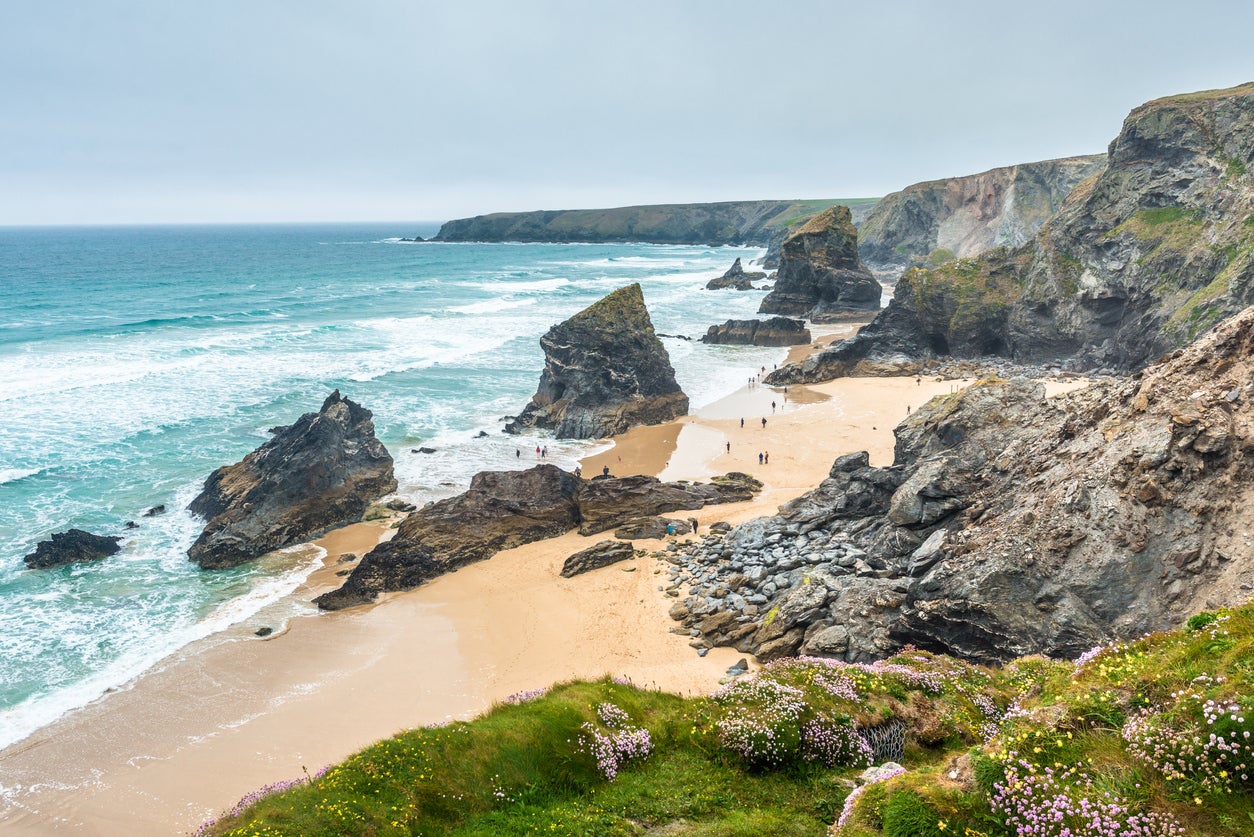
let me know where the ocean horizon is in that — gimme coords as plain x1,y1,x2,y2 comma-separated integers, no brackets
0,222,788,750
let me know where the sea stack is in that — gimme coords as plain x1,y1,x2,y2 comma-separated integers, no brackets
705,257,766,290
505,283,688,439
187,390,397,570
758,205,881,318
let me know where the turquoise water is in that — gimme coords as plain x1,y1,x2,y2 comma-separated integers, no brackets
0,223,787,747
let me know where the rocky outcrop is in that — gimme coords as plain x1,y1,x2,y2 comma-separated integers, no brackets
758,207,881,318
316,467,762,609
505,284,689,439
188,391,397,570
706,258,766,290
770,83,1254,383
577,472,761,536
857,155,1105,270
434,199,862,247
315,464,580,609
613,517,682,539
700,317,811,347
560,540,636,578
670,304,1254,664
24,529,122,569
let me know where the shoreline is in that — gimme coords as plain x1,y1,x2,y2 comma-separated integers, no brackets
0,314,1086,834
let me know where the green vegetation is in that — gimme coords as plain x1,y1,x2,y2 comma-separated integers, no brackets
202,602,1254,836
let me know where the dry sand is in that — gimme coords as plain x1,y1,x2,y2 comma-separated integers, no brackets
0,342,1089,834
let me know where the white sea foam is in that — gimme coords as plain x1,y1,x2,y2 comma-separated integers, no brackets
460,277,571,294
447,297,537,315
0,468,39,486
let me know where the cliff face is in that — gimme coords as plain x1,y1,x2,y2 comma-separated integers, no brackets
187,391,397,569
758,206,881,318
435,199,862,246
857,155,1105,269
671,304,1254,663
505,284,688,439
770,83,1254,383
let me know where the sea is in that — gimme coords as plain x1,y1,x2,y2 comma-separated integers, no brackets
0,222,790,750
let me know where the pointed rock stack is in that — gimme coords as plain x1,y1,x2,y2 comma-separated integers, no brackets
758,206,881,319
505,283,689,439
187,391,397,569
706,257,766,290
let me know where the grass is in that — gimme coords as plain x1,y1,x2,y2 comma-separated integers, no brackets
203,603,1254,837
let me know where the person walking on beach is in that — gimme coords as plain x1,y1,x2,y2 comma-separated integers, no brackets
516,448,520,459
771,400,776,413
758,452,763,465
602,465,610,477
740,417,744,428
541,446,547,458
765,451,770,465
761,417,767,429
574,466,582,478
535,445,541,457
689,517,698,534
725,441,730,453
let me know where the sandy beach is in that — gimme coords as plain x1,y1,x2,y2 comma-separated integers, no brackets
0,327,1087,834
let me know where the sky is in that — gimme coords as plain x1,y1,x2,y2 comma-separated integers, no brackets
2,0,1253,226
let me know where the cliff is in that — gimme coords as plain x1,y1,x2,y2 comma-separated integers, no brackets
434,198,876,248
187,391,397,569
505,284,688,439
758,206,882,318
857,154,1105,269
769,82,1254,383
673,303,1254,664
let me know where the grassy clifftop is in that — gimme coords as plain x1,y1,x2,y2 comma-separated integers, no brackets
201,601,1254,836
434,199,879,246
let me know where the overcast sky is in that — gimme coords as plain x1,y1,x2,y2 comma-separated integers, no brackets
2,1,1252,225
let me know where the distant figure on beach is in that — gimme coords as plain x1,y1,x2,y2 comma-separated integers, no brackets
535,445,541,457
771,400,776,413
761,417,767,428
689,517,698,534
907,405,911,414
758,452,763,465
725,441,730,452
515,448,520,458
602,465,610,477
740,417,744,428
667,522,675,536
916,376,922,386
541,446,547,458
574,466,582,478
765,451,769,464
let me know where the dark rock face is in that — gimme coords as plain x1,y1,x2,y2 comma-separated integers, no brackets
759,206,881,318
316,468,762,609
315,464,581,610
24,529,122,569
706,258,767,290
671,304,1254,664
700,317,811,347
505,284,689,439
576,472,760,536
560,540,636,577
770,83,1254,383
187,391,397,570
856,155,1105,270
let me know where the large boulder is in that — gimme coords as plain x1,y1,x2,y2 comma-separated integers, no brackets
577,473,762,536
700,317,811,346
560,540,636,577
706,257,766,290
188,391,397,569
758,206,881,318
505,284,689,439
315,464,581,610
24,529,121,569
